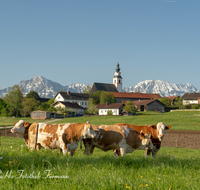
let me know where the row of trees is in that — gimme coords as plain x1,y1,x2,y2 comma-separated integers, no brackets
0,85,56,117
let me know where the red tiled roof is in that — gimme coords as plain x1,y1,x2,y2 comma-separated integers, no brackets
110,92,161,99
96,103,124,109
165,96,179,100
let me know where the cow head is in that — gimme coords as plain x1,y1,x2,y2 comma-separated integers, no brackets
82,121,96,139
140,132,155,150
11,120,31,138
155,122,171,141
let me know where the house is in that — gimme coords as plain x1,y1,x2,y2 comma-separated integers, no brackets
31,110,51,119
54,91,90,108
182,92,200,105
51,101,85,116
111,92,161,103
96,102,124,116
132,99,165,112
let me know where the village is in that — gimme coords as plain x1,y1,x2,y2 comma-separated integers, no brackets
30,63,200,119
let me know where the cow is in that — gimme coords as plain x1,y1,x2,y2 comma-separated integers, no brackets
83,125,154,157
11,120,32,145
28,121,96,156
114,122,171,157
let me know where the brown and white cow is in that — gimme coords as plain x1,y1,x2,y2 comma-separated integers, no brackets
83,125,154,157
11,120,32,145
114,122,171,157
28,121,96,156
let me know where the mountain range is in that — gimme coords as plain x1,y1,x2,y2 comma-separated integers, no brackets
0,76,199,98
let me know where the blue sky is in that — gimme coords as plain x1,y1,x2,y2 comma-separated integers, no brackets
1,0,200,90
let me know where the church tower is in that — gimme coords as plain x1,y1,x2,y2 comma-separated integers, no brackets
113,61,123,92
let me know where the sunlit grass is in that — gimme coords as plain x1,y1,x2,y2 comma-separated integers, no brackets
0,136,200,189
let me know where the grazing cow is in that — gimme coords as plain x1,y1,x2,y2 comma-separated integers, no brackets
28,121,96,156
11,120,32,145
83,125,154,157
114,122,171,157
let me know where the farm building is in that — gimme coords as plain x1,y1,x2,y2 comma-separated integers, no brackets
54,91,90,108
51,101,85,116
96,102,124,116
111,92,161,103
31,110,51,119
182,92,200,105
133,99,165,112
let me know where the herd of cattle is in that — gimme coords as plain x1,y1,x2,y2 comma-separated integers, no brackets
11,120,171,157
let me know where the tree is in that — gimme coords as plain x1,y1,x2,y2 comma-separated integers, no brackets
123,101,137,114
26,91,40,101
100,91,116,104
159,97,171,107
91,91,101,105
83,85,91,94
5,85,23,117
87,98,98,115
0,98,7,115
21,98,40,116
174,97,183,109
37,99,55,111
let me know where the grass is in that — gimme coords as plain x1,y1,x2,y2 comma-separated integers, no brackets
0,136,200,189
52,111,200,131
0,117,54,127
1,111,200,130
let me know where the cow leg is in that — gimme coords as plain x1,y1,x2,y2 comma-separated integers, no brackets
152,148,159,158
119,138,127,157
113,149,120,157
120,148,126,157
84,145,95,155
79,139,82,149
61,144,68,155
36,144,41,151
67,150,75,156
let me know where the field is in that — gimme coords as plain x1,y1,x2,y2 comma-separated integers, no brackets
0,111,200,189
52,111,200,131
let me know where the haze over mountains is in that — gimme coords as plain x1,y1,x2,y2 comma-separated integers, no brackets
0,76,199,98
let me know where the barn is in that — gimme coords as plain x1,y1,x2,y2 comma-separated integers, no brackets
133,99,165,112
31,110,51,119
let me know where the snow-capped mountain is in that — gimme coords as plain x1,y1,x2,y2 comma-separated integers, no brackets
0,76,91,98
124,80,199,97
0,77,199,98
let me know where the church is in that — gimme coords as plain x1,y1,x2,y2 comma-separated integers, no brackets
91,62,162,104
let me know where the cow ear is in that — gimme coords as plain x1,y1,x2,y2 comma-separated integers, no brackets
14,122,17,126
150,125,157,129
140,131,144,137
24,122,30,127
166,125,171,130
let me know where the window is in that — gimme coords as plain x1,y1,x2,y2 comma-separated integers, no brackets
82,102,84,105
85,102,87,105
119,80,120,83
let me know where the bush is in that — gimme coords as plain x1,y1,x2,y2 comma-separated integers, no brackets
107,110,113,116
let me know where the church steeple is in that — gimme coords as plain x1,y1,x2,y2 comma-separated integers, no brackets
113,61,123,92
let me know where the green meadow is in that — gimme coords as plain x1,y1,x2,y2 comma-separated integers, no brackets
0,111,200,189
53,111,200,131
0,136,200,190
